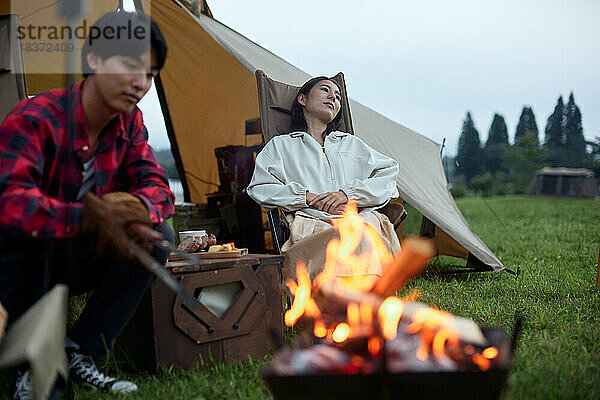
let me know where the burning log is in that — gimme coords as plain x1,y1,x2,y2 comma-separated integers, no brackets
371,236,435,297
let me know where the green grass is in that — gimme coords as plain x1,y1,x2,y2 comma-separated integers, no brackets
403,196,600,399
2,195,599,399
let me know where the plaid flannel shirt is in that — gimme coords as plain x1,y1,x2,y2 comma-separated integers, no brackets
0,81,175,239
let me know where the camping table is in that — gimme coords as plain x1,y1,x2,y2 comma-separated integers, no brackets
119,254,285,372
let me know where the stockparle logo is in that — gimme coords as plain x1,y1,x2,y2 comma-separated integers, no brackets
9,1,152,74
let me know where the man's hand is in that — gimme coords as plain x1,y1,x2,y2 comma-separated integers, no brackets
0,302,7,343
81,192,152,261
307,190,348,214
102,192,154,253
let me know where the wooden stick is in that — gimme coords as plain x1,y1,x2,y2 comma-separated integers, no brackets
371,237,434,297
316,281,384,311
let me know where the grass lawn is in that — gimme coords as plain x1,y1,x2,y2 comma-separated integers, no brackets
2,195,599,399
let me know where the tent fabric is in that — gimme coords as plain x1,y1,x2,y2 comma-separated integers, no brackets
0,14,26,121
2,0,504,271
146,0,262,201
157,0,503,271
0,0,117,93
527,168,600,198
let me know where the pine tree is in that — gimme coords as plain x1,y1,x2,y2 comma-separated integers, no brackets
514,106,539,147
456,112,483,187
563,93,585,167
543,96,566,166
507,130,546,193
483,113,509,175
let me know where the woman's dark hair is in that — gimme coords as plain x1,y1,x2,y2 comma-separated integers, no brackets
289,76,344,137
81,11,168,78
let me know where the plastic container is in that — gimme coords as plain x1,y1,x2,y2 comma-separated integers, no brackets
178,230,207,242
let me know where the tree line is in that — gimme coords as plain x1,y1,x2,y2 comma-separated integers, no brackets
450,93,600,196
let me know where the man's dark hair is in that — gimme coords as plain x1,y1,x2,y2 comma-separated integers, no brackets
289,76,344,137
81,11,167,77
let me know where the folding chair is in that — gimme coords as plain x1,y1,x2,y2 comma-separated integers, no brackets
254,70,407,254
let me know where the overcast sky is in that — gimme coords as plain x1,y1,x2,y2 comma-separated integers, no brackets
141,0,600,157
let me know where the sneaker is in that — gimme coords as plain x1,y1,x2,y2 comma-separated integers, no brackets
13,369,32,400
66,347,137,394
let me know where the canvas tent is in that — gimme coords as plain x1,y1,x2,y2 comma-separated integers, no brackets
527,168,600,199
0,0,505,272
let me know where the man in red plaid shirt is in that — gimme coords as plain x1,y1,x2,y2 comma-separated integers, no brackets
0,11,175,397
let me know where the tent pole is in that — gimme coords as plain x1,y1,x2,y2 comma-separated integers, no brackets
133,0,143,13
154,74,191,203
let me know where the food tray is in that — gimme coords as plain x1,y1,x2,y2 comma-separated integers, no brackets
169,248,248,261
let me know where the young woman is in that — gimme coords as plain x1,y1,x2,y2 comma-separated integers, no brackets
247,76,401,282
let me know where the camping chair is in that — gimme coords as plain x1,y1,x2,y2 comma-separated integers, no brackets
254,70,407,254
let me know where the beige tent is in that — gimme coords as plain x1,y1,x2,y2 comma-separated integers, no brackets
0,0,505,272
527,168,600,199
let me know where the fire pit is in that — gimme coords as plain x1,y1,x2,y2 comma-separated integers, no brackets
261,203,514,400
263,327,512,400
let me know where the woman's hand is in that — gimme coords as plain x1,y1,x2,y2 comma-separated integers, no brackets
307,190,348,214
306,191,317,204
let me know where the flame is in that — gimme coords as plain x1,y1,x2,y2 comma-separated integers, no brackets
377,297,404,340
332,323,351,343
359,302,373,326
368,337,382,356
285,201,395,341
315,202,392,292
283,201,494,372
482,347,499,359
347,303,360,326
408,308,460,362
314,320,327,338
472,354,490,371
284,262,320,326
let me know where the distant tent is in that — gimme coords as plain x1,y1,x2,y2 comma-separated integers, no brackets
527,168,600,198
0,0,506,272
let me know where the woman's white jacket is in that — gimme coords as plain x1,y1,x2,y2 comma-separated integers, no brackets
246,131,399,220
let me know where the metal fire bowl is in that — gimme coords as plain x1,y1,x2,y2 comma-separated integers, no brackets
262,328,513,400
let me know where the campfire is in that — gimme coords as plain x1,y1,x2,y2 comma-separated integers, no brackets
263,203,513,399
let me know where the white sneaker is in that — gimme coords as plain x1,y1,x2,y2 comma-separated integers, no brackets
67,347,137,394
13,369,32,400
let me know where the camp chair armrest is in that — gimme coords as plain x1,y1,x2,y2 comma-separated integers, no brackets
267,209,289,254
378,201,407,230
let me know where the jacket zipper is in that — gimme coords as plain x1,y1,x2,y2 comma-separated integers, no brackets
322,147,334,181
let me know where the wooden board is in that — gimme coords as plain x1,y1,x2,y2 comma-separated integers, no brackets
169,248,248,261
